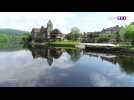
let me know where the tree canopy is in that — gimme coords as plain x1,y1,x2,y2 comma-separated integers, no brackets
68,27,82,41
119,25,134,44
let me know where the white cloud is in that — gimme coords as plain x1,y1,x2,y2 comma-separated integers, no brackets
89,72,113,87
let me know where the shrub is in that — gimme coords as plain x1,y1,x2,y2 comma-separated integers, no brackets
95,35,111,43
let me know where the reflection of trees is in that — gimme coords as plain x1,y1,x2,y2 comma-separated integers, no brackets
117,56,134,75
50,48,63,59
89,54,117,64
81,49,134,75
28,46,63,66
100,56,117,64
83,49,117,64
65,48,82,62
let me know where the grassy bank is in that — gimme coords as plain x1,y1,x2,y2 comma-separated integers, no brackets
50,40,80,47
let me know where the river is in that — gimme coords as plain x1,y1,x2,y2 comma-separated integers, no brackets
0,46,134,87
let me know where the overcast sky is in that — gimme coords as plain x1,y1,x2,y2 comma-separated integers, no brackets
0,12,134,33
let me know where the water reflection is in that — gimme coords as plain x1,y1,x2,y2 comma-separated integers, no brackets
65,48,82,62
117,56,134,75
29,46,63,66
83,49,118,64
0,45,134,86
83,49,134,75
27,45,134,75
28,46,83,65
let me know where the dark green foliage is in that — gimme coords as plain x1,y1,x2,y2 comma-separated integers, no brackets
0,32,31,49
118,56,134,74
95,34,112,43
112,32,121,43
84,33,99,43
21,33,32,43
119,25,134,45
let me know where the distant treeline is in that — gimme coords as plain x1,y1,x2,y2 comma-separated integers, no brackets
0,32,31,49
0,28,29,35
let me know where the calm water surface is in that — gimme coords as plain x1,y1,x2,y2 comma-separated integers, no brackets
0,46,134,87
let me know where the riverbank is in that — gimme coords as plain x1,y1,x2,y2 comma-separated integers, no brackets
31,41,134,52
85,45,134,56
22,40,134,55
50,40,80,47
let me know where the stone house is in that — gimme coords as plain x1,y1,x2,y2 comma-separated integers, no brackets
31,20,63,43
31,26,48,42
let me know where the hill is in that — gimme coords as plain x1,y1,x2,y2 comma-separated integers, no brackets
0,28,30,35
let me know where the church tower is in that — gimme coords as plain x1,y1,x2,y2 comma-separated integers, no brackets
47,20,53,39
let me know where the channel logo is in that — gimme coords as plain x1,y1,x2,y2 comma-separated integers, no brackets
117,16,126,20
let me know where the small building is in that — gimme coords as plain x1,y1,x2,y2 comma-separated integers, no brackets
50,29,64,41
31,26,48,42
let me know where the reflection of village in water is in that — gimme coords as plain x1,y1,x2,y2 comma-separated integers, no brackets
28,46,82,66
29,46,63,66
27,46,134,75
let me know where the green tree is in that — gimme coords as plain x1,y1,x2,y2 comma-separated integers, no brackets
86,33,99,43
114,32,120,42
21,33,31,42
68,27,82,41
119,25,134,45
